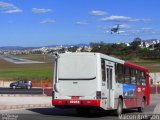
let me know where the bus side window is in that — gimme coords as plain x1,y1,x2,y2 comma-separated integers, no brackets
107,68,109,89
131,69,136,84
115,63,118,83
117,64,124,83
136,70,141,86
140,71,146,86
101,59,106,81
124,67,131,84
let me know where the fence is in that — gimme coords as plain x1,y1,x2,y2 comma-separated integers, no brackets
0,80,53,96
150,86,160,94
150,73,160,85
1,72,160,95
0,80,52,88
0,81,13,88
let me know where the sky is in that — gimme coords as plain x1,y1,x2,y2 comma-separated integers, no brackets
0,0,160,47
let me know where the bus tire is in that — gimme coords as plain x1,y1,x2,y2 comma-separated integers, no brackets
138,98,145,112
115,98,123,116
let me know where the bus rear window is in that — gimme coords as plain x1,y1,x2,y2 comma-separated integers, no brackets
58,55,96,80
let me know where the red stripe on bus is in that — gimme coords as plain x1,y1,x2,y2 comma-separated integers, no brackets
52,99,101,107
124,61,148,71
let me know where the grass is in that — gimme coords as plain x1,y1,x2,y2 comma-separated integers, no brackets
0,54,53,81
129,58,160,73
113,55,160,72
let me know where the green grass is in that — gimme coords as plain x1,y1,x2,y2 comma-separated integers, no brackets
0,54,53,81
0,69,52,80
113,55,160,72
129,59,160,73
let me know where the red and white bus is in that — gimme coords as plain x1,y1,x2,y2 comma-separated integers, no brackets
52,52,150,115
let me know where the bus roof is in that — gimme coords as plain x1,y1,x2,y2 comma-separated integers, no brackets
59,52,148,72
124,61,148,72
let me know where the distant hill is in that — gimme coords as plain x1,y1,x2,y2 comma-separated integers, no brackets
46,43,89,48
0,43,89,50
0,46,39,50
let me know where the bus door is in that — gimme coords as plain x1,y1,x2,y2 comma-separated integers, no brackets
101,60,115,110
106,61,115,109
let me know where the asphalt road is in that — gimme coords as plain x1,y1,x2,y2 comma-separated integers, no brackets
0,95,159,120
0,88,43,94
0,106,157,120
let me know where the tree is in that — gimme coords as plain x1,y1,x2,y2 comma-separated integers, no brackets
68,46,78,52
130,37,142,50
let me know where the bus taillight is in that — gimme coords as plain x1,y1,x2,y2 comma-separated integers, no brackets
96,91,101,99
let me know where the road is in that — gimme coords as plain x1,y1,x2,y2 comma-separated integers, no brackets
0,106,157,120
0,95,159,120
0,88,43,94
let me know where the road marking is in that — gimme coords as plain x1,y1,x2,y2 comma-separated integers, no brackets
153,104,160,114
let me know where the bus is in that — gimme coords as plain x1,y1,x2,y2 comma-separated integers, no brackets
52,52,150,115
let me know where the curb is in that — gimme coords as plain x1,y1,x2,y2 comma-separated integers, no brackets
0,104,52,110
0,94,47,97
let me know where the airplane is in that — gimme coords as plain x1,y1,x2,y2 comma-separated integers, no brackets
111,24,120,34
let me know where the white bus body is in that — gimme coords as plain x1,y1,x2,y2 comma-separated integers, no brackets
52,52,149,114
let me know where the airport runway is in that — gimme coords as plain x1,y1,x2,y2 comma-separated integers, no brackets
0,55,45,64
0,88,43,94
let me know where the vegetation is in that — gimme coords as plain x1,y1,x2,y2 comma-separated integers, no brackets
90,38,160,59
0,54,53,81
90,38,160,72
0,38,160,81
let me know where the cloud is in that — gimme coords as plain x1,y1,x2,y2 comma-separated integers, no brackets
89,10,107,16
121,27,158,35
100,15,150,22
140,28,152,31
40,19,55,24
32,8,52,14
75,21,88,25
119,24,131,29
105,30,110,33
3,9,22,13
0,1,22,13
118,30,125,33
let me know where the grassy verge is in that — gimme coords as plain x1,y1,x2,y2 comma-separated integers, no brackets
129,59,160,72
0,54,53,81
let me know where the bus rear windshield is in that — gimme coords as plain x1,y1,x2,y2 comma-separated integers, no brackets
58,55,96,80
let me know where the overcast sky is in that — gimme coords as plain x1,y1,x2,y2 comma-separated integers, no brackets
0,0,160,47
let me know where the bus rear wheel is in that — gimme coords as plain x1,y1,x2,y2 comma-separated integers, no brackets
138,98,145,112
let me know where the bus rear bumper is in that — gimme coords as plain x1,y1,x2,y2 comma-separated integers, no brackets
52,99,101,107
